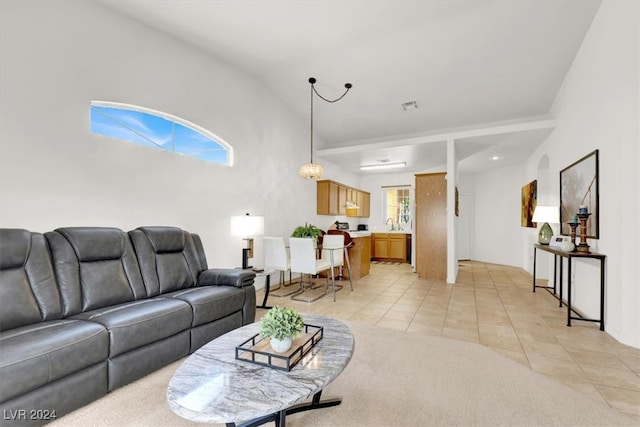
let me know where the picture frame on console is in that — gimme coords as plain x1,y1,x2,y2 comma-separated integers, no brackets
560,149,599,238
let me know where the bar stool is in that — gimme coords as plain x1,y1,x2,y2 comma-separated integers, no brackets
321,233,354,301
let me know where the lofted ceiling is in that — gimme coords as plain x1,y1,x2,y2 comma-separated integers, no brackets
99,0,601,175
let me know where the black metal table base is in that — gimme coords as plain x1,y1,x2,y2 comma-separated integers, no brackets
532,244,606,331
256,273,272,309
226,391,341,427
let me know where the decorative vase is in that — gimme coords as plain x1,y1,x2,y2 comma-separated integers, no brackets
560,241,575,252
270,336,293,353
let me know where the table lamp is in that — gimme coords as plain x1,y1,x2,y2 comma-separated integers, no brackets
230,213,264,269
532,206,559,245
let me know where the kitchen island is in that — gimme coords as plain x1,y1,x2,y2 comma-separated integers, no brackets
345,232,371,279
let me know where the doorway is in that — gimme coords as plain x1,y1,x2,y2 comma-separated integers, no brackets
457,193,473,261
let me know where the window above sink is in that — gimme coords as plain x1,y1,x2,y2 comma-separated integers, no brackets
383,185,412,231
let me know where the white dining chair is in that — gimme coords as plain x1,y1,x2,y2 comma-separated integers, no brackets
263,236,298,298
321,234,354,301
289,237,332,302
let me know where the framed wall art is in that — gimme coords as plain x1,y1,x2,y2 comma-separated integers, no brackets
455,187,459,217
560,149,599,238
521,180,537,228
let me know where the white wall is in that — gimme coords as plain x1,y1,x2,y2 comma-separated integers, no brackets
471,164,525,267
521,1,639,347
0,1,355,278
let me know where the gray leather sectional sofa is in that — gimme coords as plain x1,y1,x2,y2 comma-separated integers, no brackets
0,226,256,426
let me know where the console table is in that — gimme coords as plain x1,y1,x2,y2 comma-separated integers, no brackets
532,244,606,331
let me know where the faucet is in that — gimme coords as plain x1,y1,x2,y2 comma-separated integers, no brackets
385,217,395,231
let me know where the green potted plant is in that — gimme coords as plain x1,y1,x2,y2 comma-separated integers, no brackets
291,222,323,244
259,306,305,353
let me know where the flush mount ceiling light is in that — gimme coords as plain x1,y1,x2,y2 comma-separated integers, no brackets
299,77,353,180
360,162,407,171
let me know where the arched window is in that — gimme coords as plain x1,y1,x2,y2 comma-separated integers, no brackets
90,101,232,166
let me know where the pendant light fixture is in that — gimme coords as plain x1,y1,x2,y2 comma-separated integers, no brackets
299,77,352,179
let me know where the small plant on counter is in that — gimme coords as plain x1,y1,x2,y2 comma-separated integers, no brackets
259,306,305,341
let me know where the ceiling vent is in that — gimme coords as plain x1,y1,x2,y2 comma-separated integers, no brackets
401,101,418,111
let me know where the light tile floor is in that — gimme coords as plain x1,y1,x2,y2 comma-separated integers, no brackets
256,261,640,421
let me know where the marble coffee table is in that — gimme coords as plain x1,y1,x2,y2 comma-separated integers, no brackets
167,314,354,427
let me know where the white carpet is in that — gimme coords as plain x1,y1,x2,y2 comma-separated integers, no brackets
51,321,636,426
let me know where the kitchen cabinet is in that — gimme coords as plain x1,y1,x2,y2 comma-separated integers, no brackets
317,180,370,217
317,180,340,215
372,233,408,262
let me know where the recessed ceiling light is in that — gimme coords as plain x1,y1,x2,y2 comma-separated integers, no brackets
360,162,407,171
492,156,500,160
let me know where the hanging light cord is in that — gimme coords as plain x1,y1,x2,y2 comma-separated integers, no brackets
308,77,353,163
310,77,353,103
310,82,314,163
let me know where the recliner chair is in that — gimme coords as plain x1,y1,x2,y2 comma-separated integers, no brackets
130,226,256,352
0,229,109,421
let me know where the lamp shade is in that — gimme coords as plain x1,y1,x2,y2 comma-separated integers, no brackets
230,215,264,237
532,206,559,224
299,162,324,180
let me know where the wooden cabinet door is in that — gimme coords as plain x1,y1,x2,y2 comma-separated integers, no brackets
389,235,406,260
346,188,356,217
373,234,389,258
338,185,347,215
415,173,447,280
362,192,370,217
328,182,339,215
355,191,364,217
317,180,330,215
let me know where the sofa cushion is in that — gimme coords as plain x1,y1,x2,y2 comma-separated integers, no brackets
162,286,246,327
137,226,186,253
71,298,192,358
57,227,125,262
0,229,62,332
129,227,203,296
0,229,31,270
46,227,147,316
0,319,108,402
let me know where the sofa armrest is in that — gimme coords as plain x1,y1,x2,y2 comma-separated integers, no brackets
198,268,256,288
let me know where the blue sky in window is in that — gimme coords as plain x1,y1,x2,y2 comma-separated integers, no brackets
90,105,228,165
173,123,227,163
91,106,171,150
